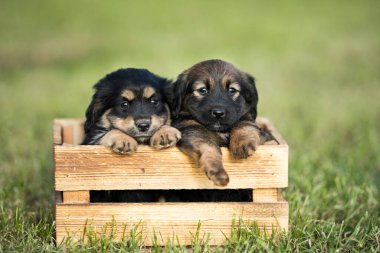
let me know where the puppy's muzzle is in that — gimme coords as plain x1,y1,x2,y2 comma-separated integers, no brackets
211,107,226,119
135,119,151,132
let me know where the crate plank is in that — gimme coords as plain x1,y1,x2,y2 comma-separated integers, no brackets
63,191,90,203
54,118,84,145
53,122,62,145
253,188,279,203
56,202,288,245
54,144,288,191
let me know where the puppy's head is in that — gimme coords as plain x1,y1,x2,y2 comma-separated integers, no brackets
84,68,171,143
172,59,258,131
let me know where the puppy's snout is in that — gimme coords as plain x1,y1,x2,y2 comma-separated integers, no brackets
211,108,226,119
136,119,151,132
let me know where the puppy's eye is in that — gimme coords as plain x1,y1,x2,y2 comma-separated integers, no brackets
150,98,159,106
120,101,129,110
228,87,238,95
198,87,208,95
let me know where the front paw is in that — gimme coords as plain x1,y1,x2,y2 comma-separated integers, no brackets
230,133,260,159
199,153,229,186
150,126,181,150
100,130,138,154
205,167,230,186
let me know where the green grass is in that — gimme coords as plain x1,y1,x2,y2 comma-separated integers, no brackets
0,0,379,251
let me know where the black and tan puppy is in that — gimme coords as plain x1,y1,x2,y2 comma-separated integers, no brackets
82,68,181,153
171,59,271,186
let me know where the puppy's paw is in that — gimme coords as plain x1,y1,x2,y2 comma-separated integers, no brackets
230,131,260,159
110,136,138,154
100,130,138,154
150,126,181,150
205,167,230,186
200,158,229,186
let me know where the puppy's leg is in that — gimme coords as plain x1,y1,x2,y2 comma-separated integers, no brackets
150,125,182,149
198,143,229,186
177,125,229,186
99,129,138,154
229,121,262,159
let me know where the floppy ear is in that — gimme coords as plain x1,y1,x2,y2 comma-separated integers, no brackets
241,72,259,120
84,97,104,133
84,80,112,133
171,72,189,117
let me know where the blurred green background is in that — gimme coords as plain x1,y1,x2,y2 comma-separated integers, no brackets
0,0,379,251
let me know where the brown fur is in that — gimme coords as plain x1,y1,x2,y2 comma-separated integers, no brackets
172,60,269,186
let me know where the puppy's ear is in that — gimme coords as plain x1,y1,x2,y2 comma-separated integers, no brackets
241,73,259,120
84,80,111,133
171,72,189,117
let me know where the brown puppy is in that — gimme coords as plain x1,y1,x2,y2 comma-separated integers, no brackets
82,68,181,153
171,60,271,186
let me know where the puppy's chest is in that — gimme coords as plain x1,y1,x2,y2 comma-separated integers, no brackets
216,132,230,146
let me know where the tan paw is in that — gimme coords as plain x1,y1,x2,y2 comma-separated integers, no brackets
99,130,138,154
205,167,230,186
230,131,260,159
150,126,181,150
199,150,229,186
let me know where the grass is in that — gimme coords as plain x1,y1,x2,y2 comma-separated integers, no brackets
0,0,379,251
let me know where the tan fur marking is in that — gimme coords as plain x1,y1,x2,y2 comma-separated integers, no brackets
143,87,156,98
151,115,167,132
121,89,135,101
99,109,112,129
221,75,235,89
193,81,207,90
229,82,241,101
109,116,135,131
192,81,207,100
229,82,241,91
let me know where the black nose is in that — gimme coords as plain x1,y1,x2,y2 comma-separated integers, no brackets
136,120,151,132
211,108,226,118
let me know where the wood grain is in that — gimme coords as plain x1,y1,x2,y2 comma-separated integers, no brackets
53,122,62,145
253,188,279,203
63,191,90,203
56,202,288,245
54,118,84,145
54,144,288,190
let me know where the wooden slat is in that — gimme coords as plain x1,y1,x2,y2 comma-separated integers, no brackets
53,122,62,145
63,191,90,203
56,202,288,245
53,118,281,146
62,125,75,144
54,118,84,145
54,144,288,191
253,188,278,203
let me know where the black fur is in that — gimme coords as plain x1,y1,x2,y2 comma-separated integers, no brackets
82,68,172,145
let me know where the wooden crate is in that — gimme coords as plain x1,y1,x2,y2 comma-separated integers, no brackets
54,118,288,246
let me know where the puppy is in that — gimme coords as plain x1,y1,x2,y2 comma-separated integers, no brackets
171,59,272,186
82,68,181,153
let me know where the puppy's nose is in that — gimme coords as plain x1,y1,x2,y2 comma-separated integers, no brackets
211,108,226,118
136,119,151,132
